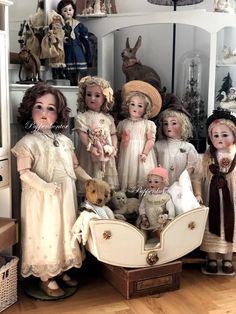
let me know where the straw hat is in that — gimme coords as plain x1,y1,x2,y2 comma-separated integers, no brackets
122,80,162,118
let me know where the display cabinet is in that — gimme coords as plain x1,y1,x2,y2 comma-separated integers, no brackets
0,0,12,218
80,10,236,116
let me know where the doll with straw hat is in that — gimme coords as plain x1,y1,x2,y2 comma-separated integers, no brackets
117,80,162,193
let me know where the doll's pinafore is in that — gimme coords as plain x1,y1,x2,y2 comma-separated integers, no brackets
155,138,200,185
11,132,83,278
117,118,157,192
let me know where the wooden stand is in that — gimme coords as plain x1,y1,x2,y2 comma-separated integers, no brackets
101,260,182,299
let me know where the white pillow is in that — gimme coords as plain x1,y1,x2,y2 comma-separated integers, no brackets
168,170,200,216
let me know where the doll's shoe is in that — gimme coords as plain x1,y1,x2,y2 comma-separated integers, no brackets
58,273,79,287
222,260,235,274
205,259,218,273
40,279,65,297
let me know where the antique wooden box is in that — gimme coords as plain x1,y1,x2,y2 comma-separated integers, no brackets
101,260,182,299
0,218,18,251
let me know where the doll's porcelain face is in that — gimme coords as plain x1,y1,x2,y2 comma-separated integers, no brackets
148,175,165,193
61,4,74,20
163,116,182,139
210,123,234,152
128,95,146,119
85,85,105,112
32,93,58,130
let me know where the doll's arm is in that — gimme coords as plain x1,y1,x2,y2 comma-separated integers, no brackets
138,197,150,228
72,152,91,182
192,177,203,204
19,169,60,195
78,131,100,156
140,131,155,162
111,133,118,156
16,154,60,194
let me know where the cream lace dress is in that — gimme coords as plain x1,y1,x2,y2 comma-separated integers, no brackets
11,132,83,278
155,138,200,185
75,110,119,190
201,148,236,254
117,118,157,192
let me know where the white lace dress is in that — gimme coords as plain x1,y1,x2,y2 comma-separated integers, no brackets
11,132,83,278
75,110,119,190
155,138,200,185
117,118,157,192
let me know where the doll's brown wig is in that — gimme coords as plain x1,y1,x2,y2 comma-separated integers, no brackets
57,0,77,18
17,82,70,133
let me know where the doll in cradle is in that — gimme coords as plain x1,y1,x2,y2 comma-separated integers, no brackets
138,166,175,238
117,80,162,194
200,107,236,275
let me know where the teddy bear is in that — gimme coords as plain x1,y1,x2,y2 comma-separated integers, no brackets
81,178,115,219
72,179,123,246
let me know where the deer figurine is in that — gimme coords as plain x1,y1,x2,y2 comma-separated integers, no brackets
121,35,162,92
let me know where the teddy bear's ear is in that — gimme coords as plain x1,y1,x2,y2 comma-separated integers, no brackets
85,179,94,189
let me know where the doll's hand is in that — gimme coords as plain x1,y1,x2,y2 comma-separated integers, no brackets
140,153,147,162
140,214,150,228
196,195,204,205
90,146,101,157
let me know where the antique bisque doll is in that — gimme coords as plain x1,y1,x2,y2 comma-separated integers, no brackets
11,83,91,298
75,75,119,190
155,103,201,199
117,80,162,193
57,0,91,85
138,167,175,236
200,108,236,275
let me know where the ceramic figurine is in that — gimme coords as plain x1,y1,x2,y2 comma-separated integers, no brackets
155,103,201,193
11,82,91,298
138,167,175,237
57,0,92,86
117,80,162,193
200,108,236,275
75,75,119,190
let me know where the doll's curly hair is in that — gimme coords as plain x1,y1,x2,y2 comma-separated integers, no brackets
157,109,193,140
57,0,76,18
17,82,70,134
121,91,152,119
77,76,114,113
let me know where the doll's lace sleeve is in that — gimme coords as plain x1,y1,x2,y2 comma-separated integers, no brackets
187,144,201,173
146,120,157,140
11,143,33,171
75,114,88,133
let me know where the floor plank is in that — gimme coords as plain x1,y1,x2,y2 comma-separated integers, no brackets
3,257,236,314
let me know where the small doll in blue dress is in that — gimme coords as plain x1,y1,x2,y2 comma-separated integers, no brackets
57,0,92,86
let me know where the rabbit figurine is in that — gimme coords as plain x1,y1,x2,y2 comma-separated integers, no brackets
121,35,162,91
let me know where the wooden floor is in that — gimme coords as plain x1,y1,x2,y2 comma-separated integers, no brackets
4,255,236,314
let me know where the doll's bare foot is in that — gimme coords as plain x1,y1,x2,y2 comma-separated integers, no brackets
40,278,65,297
58,272,79,287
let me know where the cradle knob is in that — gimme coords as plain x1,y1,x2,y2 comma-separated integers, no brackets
103,230,112,239
188,221,196,230
146,251,159,265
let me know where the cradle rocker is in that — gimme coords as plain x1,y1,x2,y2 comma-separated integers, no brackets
85,206,209,268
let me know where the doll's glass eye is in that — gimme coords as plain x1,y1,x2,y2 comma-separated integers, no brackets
222,133,229,137
213,134,219,138
34,104,42,110
92,190,96,193
48,106,57,112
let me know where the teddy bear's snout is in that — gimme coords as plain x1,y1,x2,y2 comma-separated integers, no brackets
97,198,103,205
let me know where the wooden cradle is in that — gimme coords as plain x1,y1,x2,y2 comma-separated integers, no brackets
85,206,209,268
